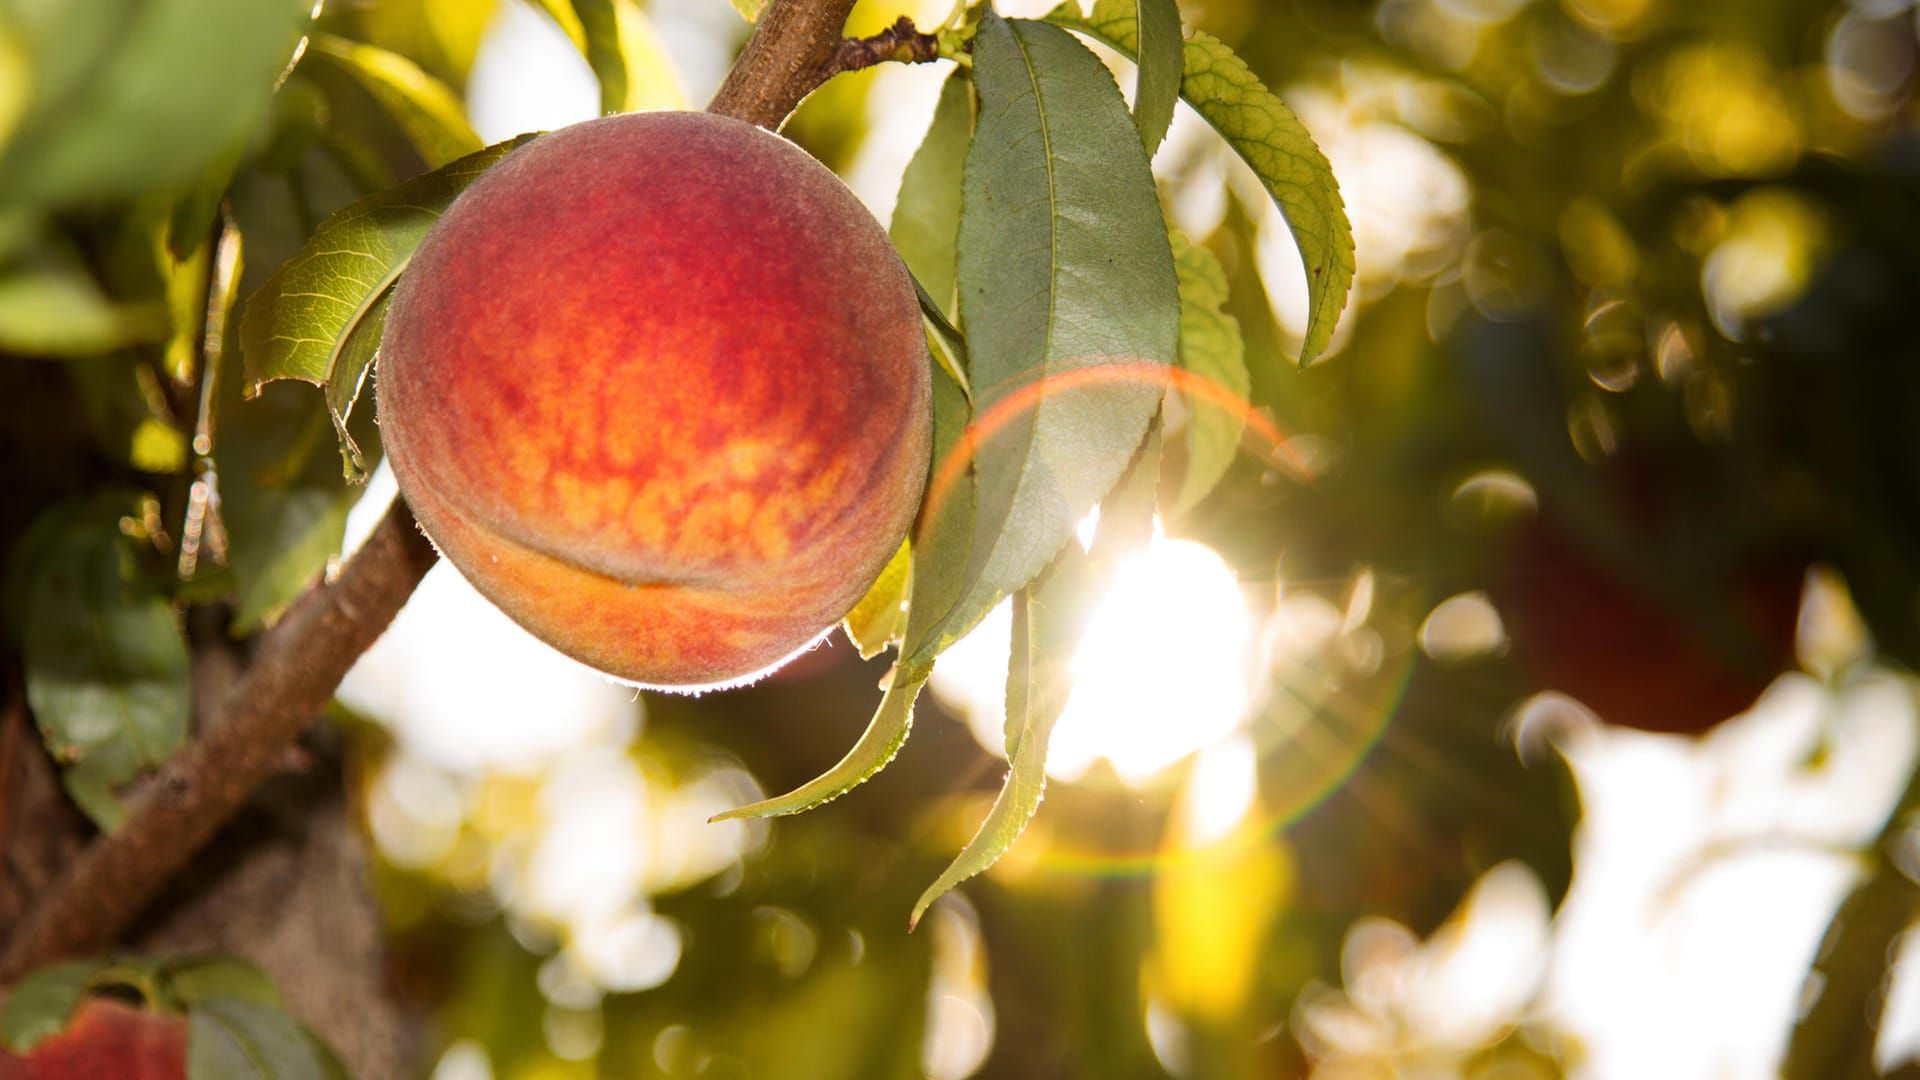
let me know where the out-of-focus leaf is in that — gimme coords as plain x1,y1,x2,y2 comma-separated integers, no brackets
1168,230,1247,513
306,33,482,169
572,0,629,114
891,70,973,322
165,958,283,1011
239,133,534,391
912,542,1097,927
570,0,686,113
844,539,911,659
913,12,1177,664
525,0,588,49
356,0,502,88
724,0,768,25
0,962,98,1053
1132,0,1181,157
0,0,311,208
0,244,168,357
2,497,189,832
187,997,334,1080
1048,0,1352,366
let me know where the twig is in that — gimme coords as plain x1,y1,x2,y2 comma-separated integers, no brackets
708,7,938,128
0,0,909,983
827,18,941,80
0,501,437,981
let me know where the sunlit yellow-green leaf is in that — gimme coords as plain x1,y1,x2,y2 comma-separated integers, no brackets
307,33,482,169
239,134,533,393
844,539,911,659
1168,230,1247,513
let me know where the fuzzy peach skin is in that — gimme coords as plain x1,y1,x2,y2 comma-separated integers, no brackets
375,112,932,691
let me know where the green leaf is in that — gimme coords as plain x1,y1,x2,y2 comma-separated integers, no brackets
164,958,283,1011
187,998,333,1080
562,0,685,111
1132,0,1182,157
0,0,312,208
218,408,356,634
3,497,190,832
0,961,98,1053
903,324,978,659
911,542,1096,927
916,11,1178,662
0,242,168,356
239,133,535,392
891,69,973,322
711,666,931,820
324,287,390,482
844,540,912,660
1048,0,1353,365
572,0,629,115
725,0,769,24
306,34,482,169
1167,230,1247,513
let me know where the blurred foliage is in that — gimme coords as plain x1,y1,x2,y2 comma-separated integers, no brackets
8,0,1920,1077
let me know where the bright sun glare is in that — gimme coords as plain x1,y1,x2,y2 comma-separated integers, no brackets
928,528,1254,786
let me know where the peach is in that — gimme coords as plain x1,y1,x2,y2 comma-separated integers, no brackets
376,112,931,690
0,998,186,1080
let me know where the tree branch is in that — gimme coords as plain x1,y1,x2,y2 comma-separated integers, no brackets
707,2,942,127
0,502,438,981
0,0,901,983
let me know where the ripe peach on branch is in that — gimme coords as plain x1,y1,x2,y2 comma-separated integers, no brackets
376,111,933,691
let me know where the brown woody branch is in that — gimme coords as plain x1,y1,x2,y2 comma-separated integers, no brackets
0,502,437,981
709,8,938,128
0,0,904,984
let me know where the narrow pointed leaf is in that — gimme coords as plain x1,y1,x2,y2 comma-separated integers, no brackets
1132,0,1181,157
307,34,481,168
711,665,931,820
911,543,1096,927
891,69,973,322
572,0,629,114
1168,230,1247,513
915,11,1178,664
239,133,534,393
571,0,685,113
1048,0,1353,365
